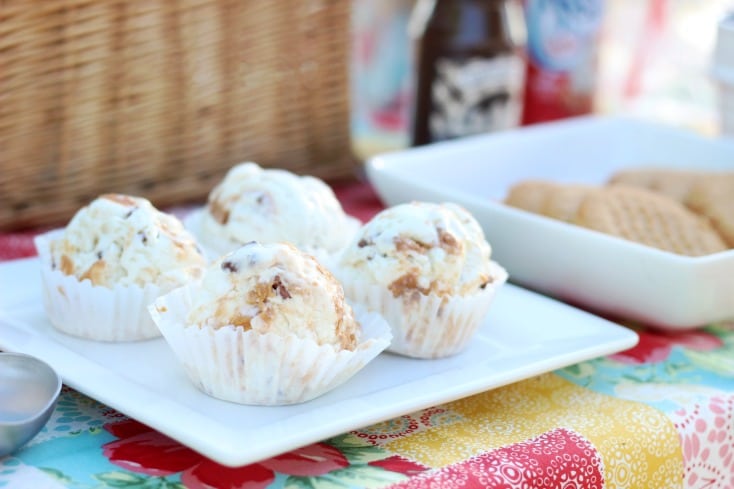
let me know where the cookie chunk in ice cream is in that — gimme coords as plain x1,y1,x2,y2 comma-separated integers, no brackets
187,241,358,350
49,194,205,289
337,201,507,358
191,162,360,259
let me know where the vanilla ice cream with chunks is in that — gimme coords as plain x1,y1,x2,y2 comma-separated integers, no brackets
195,162,360,257
49,194,205,289
186,241,359,350
339,201,499,297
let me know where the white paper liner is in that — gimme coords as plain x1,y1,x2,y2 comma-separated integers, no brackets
33,231,164,342
149,284,392,405
339,261,508,359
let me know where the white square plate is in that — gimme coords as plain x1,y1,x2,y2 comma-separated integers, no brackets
366,115,734,330
0,257,637,467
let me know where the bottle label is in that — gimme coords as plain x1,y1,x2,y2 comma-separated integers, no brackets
429,55,523,141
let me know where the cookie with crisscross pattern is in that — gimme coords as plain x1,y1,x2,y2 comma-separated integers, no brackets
576,185,727,256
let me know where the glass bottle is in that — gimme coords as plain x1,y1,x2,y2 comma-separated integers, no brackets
520,0,604,125
409,0,523,146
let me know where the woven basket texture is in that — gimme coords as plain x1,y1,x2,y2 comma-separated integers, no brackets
0,0,355,231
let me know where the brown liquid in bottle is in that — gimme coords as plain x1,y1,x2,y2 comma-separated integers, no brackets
411,0,522,146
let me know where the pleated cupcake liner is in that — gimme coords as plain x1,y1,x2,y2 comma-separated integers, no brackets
149,283,392,405
34,230,163,342
338,261,508,359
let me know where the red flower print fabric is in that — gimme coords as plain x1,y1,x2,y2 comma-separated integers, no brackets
385,428,603,489
104,420,349,489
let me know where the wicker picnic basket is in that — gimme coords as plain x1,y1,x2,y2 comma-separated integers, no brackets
0,0,355,231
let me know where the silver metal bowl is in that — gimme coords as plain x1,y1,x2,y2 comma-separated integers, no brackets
0,352,62,457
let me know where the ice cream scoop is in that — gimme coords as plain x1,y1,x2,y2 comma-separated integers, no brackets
187,241,358,350
189,162,361,259
0,352,61,457
338,201,496,297
48,193,205,289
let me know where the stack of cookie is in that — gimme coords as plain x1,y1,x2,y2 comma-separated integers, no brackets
504,169,734,256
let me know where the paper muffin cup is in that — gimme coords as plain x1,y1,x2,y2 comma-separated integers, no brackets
34,230,164,341
149,284,392,405
339,261,508,359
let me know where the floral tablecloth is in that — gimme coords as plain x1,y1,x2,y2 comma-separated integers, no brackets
1,180,733,489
